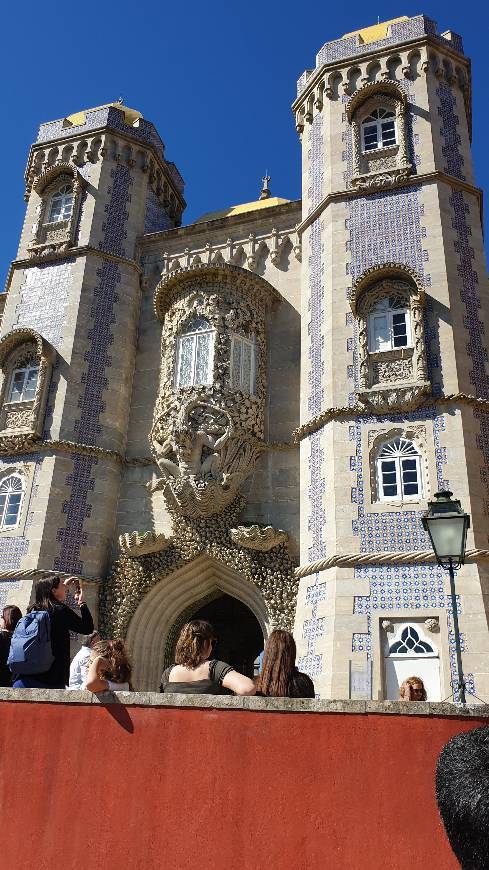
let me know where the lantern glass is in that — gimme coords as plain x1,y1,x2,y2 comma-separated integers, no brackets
422,491,470,566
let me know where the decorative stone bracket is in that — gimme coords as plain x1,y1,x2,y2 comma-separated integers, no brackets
229,524,289,552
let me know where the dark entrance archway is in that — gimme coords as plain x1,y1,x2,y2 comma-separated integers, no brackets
192,594,263,678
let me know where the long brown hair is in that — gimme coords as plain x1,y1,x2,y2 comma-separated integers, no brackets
255,630,297,697
93,639,132,688
2,605,22,632
174,620,215,668
28,576,61,612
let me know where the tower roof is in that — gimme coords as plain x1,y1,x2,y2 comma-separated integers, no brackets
341,16,408,45
64,102,142,128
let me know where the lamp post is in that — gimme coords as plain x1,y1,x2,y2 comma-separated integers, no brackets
422,491,470,704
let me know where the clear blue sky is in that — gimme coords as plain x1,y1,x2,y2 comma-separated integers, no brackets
1,1,488,286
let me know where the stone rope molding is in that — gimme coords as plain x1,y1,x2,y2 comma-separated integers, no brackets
0,567,100,583
295,549,489,579
294,392,489,442
0,436,296,466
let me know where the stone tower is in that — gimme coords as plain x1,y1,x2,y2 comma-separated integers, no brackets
0,103,185,612
293,16,489,700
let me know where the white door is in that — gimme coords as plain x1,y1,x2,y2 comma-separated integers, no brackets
383,622,441,701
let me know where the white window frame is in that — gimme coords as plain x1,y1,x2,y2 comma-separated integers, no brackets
175,318,215,388
7,363,39,403
376,438,422,502
361,108,397,153
230,333,256,394
0,474,24,531
47,184,74,224
367,298,411,352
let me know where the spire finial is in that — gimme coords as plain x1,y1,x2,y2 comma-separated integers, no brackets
260,172,271,200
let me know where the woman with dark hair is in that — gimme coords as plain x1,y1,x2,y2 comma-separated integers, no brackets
160,619,255,696
0,605,22,687
255,630,315,698
13,576,93,689
85,639,132,693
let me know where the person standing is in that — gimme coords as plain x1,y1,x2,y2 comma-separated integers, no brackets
69,630,101,689
12,576,93,689
255,630,316,698
0,605,22,687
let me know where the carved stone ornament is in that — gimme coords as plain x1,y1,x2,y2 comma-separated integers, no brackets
0,328,56,448
381,620,394,633
229,524,288,552
357,383,431,413
346,82,412,191
118,530,172,558
150,263,278,518
28,163,87,258
424,617,440,633
350,264,430,408
101,497,299,641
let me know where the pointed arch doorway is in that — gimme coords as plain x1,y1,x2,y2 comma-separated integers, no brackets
171,594,263,678
126,553,270,691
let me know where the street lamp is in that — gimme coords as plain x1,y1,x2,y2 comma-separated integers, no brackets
422,491,470,704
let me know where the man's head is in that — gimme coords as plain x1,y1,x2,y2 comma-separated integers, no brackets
436,725,489,869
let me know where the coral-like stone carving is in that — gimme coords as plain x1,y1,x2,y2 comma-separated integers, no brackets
425,617,440,633
118,530,172,558
229,524,289,551
100,497,298,639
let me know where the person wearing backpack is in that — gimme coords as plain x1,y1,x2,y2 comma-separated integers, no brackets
11,575,94,689
0,605,23,687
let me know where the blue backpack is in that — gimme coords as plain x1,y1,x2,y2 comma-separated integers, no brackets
7,611,54,675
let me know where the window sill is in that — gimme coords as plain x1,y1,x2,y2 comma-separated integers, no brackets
363,144,399,159
368,347,413,361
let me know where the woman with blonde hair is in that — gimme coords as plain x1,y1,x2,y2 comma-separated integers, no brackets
399,676,427,701
255,630,315,698
85,639,132,693
160,619,255,696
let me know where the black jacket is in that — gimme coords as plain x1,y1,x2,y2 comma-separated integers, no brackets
0,630,13,687
34,603,93,688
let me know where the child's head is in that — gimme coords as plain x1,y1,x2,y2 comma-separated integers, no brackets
92,639,132,684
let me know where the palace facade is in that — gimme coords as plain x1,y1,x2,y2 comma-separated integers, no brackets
1,14,488,699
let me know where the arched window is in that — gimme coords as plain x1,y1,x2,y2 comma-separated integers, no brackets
7,363,39,403
361,108,396,152
47,184,74,223
368,297,410,352
377,437,421,500
175,317,215,388
0,475,24,530
230,334,256,393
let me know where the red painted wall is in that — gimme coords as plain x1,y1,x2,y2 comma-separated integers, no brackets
0,701,486,870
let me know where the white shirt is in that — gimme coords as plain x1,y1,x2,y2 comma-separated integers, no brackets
69,645,92,689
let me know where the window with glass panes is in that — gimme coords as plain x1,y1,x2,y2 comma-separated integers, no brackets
230,334,255,393
0,475,24,530
8,364,39,403
368,297,410,352
377,438,421,500
47,184,74,223
361,108,396,152
175,317,215,388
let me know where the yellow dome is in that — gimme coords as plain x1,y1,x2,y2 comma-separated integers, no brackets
342,16,408,45
196,196,290,224
64,102,142,128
